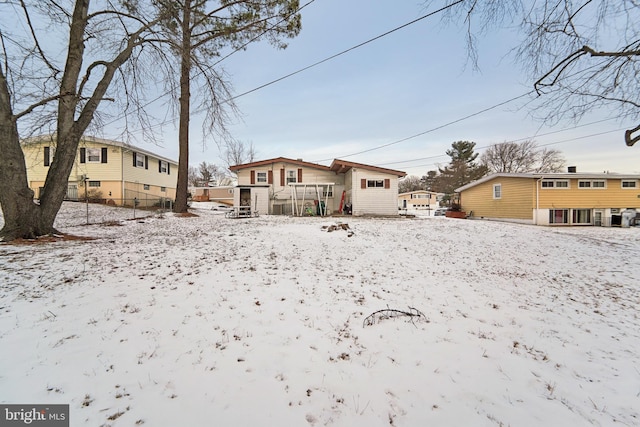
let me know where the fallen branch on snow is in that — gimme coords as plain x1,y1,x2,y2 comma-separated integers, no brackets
363,306,427,328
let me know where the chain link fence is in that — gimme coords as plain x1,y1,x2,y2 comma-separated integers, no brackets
43,196,174,228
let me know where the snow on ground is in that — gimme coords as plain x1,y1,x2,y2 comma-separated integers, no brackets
1,202,639,426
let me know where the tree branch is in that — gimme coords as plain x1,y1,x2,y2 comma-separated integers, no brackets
19,0,61,76
625,124,640,147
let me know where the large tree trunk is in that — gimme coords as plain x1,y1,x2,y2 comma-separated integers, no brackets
173,0,192,214
1,0,149,240
0,69,50,240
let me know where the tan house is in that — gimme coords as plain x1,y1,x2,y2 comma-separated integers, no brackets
229,157,406,216
455,170,640,226
22,136,178,207
190,186,234,204
398,190,444,211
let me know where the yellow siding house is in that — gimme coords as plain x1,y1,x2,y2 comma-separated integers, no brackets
456,171,640,226
22,136,178,207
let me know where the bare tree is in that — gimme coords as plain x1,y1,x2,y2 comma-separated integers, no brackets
0,0,303,239
398,176,424,193
0,1,163,241
188,166,201,187
430,1,640,146
148,1,302,213
223,139,257,172
480,140,566,173
535,148,567,173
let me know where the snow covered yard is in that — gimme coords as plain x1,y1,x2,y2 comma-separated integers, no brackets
1,203,639,426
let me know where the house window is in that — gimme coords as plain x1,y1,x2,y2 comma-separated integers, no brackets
321,185,333,197
541,180,569,188
621,180,637,188
44,146,55,166
143,184,150,190
549,209,569,224
579,180,606,188
572,209,591,224
286,170,297,184
135,153,145,168
367,180,384,188
493,184,502,199
257,172,267,183
159,160,169,174
86,148,101,162
160,186,166,192
88,181,101,187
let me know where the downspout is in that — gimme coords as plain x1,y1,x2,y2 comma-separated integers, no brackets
536,177,543,225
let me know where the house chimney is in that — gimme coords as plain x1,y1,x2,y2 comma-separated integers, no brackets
568,166,577,173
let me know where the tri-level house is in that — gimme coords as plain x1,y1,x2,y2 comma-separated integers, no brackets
22,136,178,207
229,157,406,216
455,168,640,226
397,190,445,211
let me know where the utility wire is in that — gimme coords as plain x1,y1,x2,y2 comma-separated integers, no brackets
107,0,465,134
102,0,317,129
386,127,626,172
312,90,535,163
376,116,621,166
229,0,465,101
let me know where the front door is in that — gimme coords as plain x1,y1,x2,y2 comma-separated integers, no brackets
594,210,603,226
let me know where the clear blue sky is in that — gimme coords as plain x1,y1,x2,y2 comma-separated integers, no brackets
105,0,640,177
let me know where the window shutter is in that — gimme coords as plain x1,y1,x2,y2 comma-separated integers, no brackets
133,152,137,167
80,148,86,163
159,160,162,173
101,147,108,163
297,168,302,183
44,147,50,166
168,163,170,175
145,155,148,169
250,170,255,184
384,179,390,189
361,179,366,189
280,169,285,186
268,170,273,184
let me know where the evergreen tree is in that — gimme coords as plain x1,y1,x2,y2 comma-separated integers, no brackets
437,141,488,196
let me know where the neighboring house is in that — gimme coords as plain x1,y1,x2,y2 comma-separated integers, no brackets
398,190,444,210
190,186,234,204
22,136,178,207
455,169,640,226
229,157,406,216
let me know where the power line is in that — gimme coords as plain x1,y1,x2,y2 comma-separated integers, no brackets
106,0,465,135
102,0,317,130
229,0,465,101
385,127,626,172
376,116,621,167
312,90,535,163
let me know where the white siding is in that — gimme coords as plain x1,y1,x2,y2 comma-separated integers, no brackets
351,169,399,216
